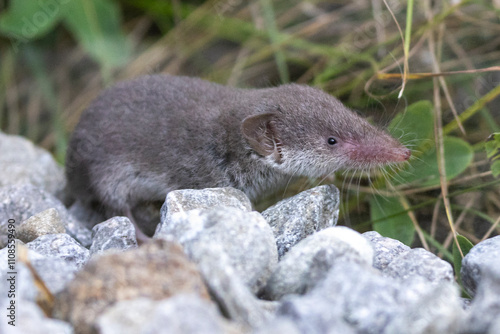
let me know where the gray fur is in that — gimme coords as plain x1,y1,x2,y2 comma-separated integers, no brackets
66,75,409,234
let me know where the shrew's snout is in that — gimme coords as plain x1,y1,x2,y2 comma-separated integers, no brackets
396,147,411,162
345,142,411,166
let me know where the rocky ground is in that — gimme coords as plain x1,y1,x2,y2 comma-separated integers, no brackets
1,131,499,334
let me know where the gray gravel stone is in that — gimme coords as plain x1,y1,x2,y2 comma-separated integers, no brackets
461,235,500,297
68,200,105,231
364,229,454,287
186,239,277,328
261,185,339,259
38,261,79,296
17,208,66,243
276,261,463,334
460,237,500,334
96,298,155,334
0,244,78,333
383,247,454,284
264,226,373,300
0,184,92,248
0,299,73,334
157,205,279,328
156,207,277,294
363,230,411,270
460,265,500,334
160,187,252,224
488,317,500,334
386,278,464,334
30,256,79,295
1,242,79,297
253,318,302,334
96,295,240,334
0,131,66,197
26,234,89,269
89,216,138,256
0,242,38,302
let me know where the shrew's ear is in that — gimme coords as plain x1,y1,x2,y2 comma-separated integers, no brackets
241,113,282,162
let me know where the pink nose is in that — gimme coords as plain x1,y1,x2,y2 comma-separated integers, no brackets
402,148,411,161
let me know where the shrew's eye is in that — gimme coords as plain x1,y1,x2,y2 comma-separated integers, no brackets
327,137,337,145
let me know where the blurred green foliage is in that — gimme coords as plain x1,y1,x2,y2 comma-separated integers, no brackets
0,0,130,73
485,133,500,178
453,234,474,291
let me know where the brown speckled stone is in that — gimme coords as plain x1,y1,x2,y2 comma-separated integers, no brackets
53,239,210,334
17,208,66,243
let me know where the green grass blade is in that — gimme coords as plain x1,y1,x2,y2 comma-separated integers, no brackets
259,0,289,83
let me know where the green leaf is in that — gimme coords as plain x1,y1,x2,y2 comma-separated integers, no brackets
485,133,500,177
371,195,415,246
0,0,64,40
61,0,130,70
388,100,434,149
395,136,473,187
452,234,474,288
